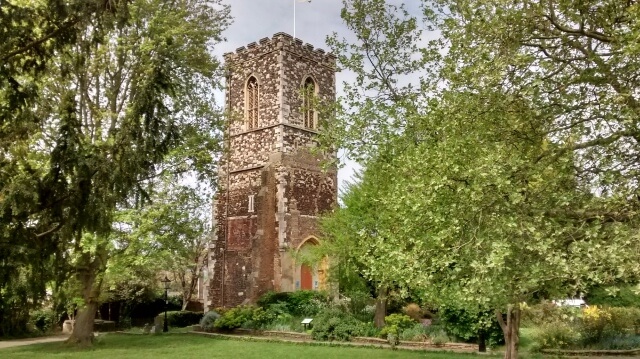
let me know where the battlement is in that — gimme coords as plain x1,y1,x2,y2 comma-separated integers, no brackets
223,32,335,68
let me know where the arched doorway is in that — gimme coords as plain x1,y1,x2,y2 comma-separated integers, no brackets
296,236,325,291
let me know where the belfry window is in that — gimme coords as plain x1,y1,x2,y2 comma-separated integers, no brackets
302,77,317,129
246,76,259,129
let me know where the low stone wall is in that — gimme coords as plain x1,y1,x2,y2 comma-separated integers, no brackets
351,337,478,352
262,330,312,341
541,348,640,356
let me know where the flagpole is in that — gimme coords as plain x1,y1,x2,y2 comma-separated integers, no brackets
294,0,310,39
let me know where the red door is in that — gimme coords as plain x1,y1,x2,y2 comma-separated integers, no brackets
300,264,313,290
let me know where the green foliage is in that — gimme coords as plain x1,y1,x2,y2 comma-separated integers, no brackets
165,311,203,328
29,309,58,333
521,301,581,327
596,335,640,350
257,291,329,317
1,0,231,340
399,323,430,342
199,311,220,332
525,306,640,350
608,307,640,335
587,285,640,308
311,307,367,341
384,314,415,332
214,306,256,331
320,1,640,358
581,306,614,343
438,308,504,347
431,331,451,346
530,321,582,351
580,306,640,344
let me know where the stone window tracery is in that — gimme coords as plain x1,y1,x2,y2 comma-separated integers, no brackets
246,76,259,129
302,77,317,129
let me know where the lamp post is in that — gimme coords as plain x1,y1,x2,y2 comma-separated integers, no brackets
161,275,171,333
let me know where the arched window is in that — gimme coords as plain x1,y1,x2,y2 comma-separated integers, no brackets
246,76,259,129
302,77,317,129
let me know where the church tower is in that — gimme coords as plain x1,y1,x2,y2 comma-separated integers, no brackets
208,33,337,307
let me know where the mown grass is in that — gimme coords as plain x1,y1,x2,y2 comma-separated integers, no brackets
1,333,491,359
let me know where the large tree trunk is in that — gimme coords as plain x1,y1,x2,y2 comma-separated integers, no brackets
374,286,388,329
496,305,521,359
66,249,106,346
67,301,98,346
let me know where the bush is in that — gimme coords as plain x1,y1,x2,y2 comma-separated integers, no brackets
608,307,640,335
530,321,581,351
385,313,416,331
214,305,256,330
431,330,450,345
311,307,366,341
399,323,430,342
522,301,580,327
403,304,423,321
257,290,328,317
580,306,613,344
165,311,203,328
200,311,220,332
379,313,417,340
439,307,504,347
29,309,58,333
596,334,640,350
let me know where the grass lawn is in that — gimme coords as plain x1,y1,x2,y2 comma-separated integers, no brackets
0,333,490,359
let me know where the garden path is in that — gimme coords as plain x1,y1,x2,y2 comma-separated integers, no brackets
0,334,69,349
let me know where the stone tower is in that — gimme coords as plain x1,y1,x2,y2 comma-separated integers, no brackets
208,33,337,308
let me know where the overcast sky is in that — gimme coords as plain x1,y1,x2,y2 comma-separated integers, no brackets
212,0,361,192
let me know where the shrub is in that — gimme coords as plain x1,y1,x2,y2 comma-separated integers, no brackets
439,307,504,347
522,301,580,327
379,313,417,340
214,305,256,330
165,311,203,328
530,321,581,351
385,313,416,331
311,307,365,341
403,304,423,321
200,311,220,332
431,330,450,345
355,321,379,337
257,290,328,317
580,306,613,344
596,334,640,350
257,291,292,307
608,307,640,335
29,309,58,333
400,323,430,342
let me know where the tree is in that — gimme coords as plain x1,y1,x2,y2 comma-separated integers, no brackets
319,169,396,328
1,0,229,344
321,1,640,358
0,0,129,338
108,181,211,311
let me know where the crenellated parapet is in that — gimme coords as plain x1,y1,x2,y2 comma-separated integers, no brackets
223,32,336,69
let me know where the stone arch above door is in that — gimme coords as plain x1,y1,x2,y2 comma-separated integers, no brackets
295,236,326,291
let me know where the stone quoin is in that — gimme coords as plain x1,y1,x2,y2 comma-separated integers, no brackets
207,33,338,308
